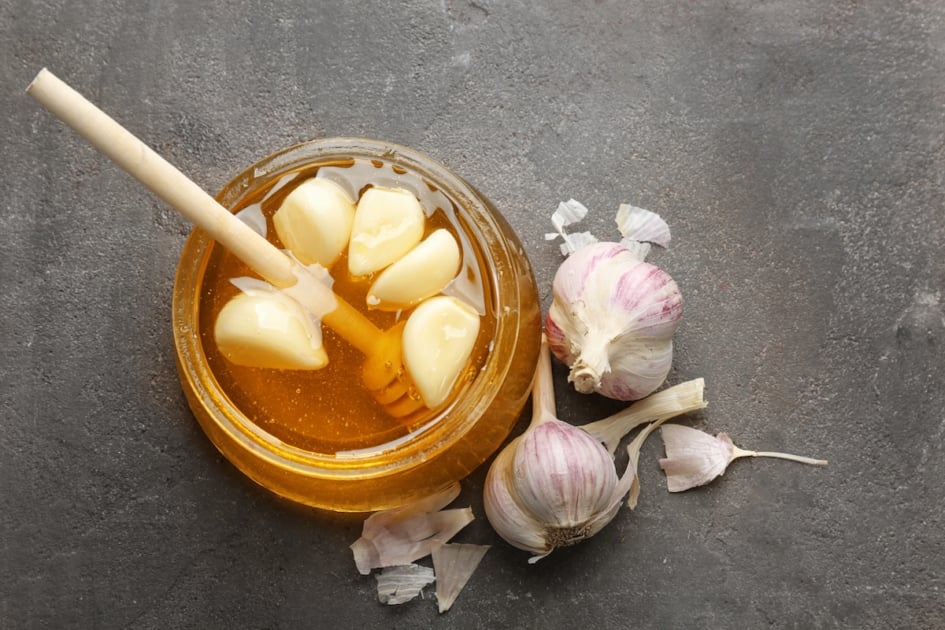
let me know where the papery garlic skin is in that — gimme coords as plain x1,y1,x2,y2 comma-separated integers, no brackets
658,424,734,492
546,242,683,401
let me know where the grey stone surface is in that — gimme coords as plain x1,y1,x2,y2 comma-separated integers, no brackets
2,0,944,627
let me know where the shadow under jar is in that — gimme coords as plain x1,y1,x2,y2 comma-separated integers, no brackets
172,138,541,512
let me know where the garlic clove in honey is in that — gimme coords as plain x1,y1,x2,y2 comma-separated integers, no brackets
367,229,461,309
214,289,328,370
546,241,683,400
273,177,355,267
402,296,480,408
348,186,425,276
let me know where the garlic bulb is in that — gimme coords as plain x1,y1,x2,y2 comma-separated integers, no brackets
483,336,635,563
546,241,683,400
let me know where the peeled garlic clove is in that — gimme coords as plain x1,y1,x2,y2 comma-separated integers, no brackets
367,229,461,309
273,178,355,267
348,186,425,276
546,241,682,400
402,296,480,408
214,291,328,370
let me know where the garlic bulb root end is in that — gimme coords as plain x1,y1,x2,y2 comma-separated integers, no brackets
570,366,601,394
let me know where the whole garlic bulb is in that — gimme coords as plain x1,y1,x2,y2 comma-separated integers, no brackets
483,336,634,563
545,241,683,401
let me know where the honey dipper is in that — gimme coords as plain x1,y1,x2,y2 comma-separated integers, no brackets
26,68,435,419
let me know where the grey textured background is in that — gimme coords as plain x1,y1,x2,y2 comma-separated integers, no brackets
3,1,944,628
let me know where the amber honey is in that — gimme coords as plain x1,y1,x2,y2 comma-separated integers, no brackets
198,158,497,453
173,138,541,511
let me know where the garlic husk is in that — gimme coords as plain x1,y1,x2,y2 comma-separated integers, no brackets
483,336,635,563
544,199,598,255
581,378,707,455
546,241,682,400
351,483,475,575
658,424,828,492
375,564,436,605
615,203,671,249
361,482,460,539
431,543,490,613
351,507,474,575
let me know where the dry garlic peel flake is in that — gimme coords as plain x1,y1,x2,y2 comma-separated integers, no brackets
581,378,707,455
273,178,356,267
375,564,436,605
348,186,425,276
367,229,461,309
544,198,598,256
576,379,707,509
658,424,828,492
616,203,671,249
350,483,473,576
402,296,480,408
351,507,474,575
360,482,460,540
431,543,490,613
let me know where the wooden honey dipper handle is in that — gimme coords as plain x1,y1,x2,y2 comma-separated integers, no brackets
26,68,383,356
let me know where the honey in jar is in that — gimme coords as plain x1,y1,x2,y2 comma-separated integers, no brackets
173,138,541,512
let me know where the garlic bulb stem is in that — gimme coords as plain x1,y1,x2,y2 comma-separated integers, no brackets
731,446,828,466
581,378,707,455
528,334,557,429
569,332,612,395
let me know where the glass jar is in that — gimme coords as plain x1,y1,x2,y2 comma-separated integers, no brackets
172,138,541,512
